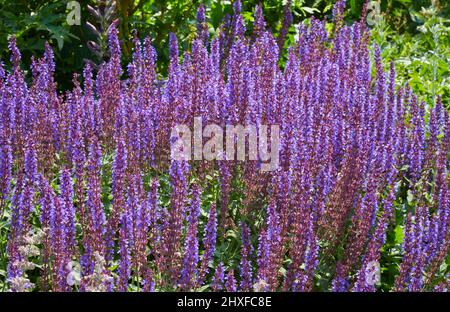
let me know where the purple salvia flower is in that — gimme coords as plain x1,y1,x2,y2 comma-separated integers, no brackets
39,176,55,236
163,159,189,285
218,161,231,232
211,262,225,291
52,196,70,291
332,0,346,31
60,169,76,256
231,0,246,40
253,3,266,38
141,180,158,292
179,184,201,290
256,228,269,290
117,201,132,292
81,136,106,287
225,270,237,292
8,37,21,69
424,96,443,175
169,32,179,65
147,178,160,248
353,188,395,291
38,175,55,290
239,223,253,291
86,137,105,247
435,153,448,254
394,213,415,291
409,206,426,292
302,228,319,292
197,4,209,45
332,262,349,292
108,21,122,77
6,182,27,289
0,61,4,80
106,136,127,262
128,174,148,291
198,203,217,285
277,0,293,51
0,132,12,202
24,138,37,187
266,201,282,290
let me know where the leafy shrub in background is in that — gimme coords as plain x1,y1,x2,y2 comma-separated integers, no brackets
0,0,449,292
0,0,82,89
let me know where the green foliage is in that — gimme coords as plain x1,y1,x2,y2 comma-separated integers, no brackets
0,1,84,89
371,2,450,109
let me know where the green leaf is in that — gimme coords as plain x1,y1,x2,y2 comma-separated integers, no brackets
301,7,319,15
196,285,210,292
395,225,405,245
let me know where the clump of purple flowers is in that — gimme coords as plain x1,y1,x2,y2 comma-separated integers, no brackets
0,0,448,292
